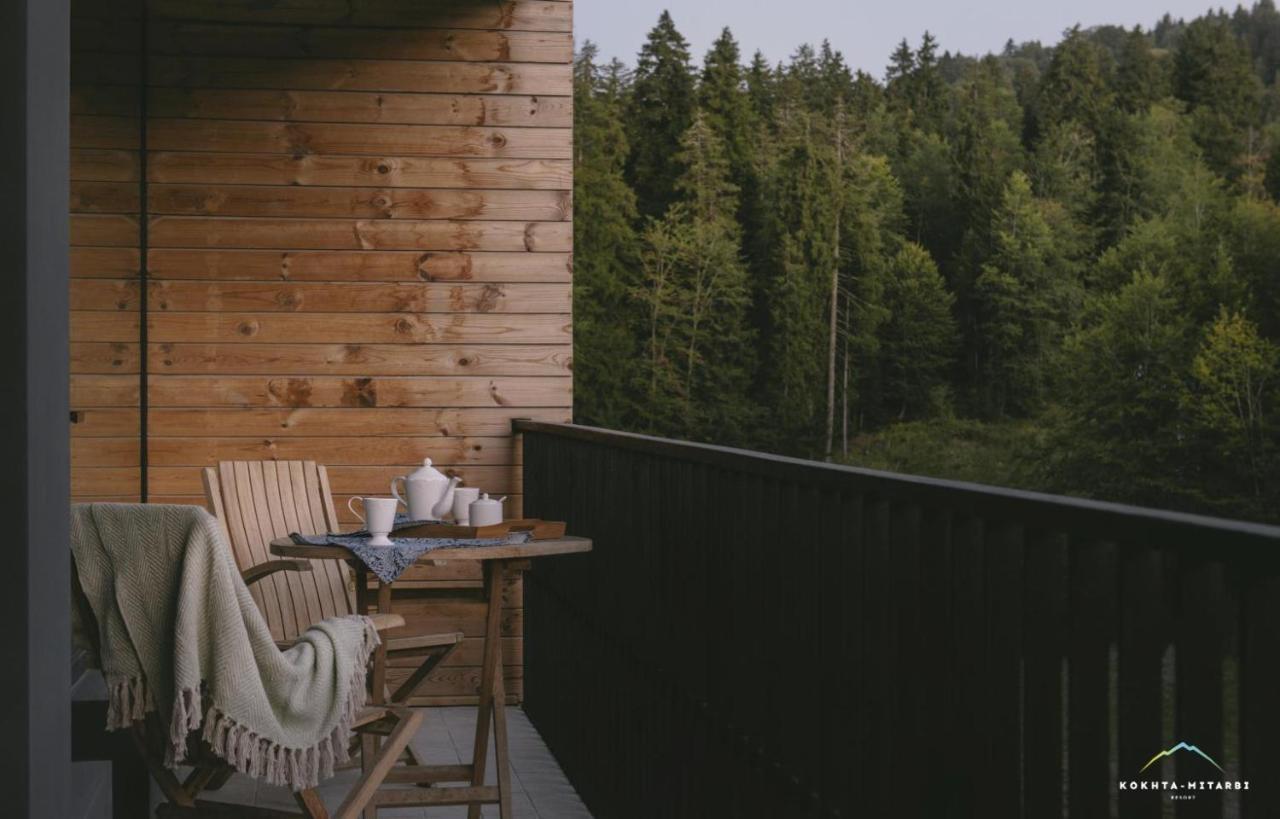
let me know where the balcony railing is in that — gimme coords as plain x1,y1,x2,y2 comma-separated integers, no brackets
515,420,1280,818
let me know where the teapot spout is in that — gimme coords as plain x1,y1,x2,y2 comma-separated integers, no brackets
432,475,463,519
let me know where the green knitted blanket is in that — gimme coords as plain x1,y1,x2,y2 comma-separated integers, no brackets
71,503,378,790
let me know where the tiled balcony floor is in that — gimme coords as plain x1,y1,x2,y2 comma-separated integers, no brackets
154,707,591,818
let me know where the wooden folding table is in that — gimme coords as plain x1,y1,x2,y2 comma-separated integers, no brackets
271,535,592,819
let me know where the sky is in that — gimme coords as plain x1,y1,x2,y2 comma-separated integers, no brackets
576,0,1234,76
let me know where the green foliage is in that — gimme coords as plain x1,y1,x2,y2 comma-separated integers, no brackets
1182,309,1278,503
572,43,640,429
876,243,958,420
633,114,756,444
625,11,696,218
974,172,1083,415
1172,16,1263,177
572,10,1280,522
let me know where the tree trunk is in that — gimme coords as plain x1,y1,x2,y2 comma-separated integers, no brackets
824,100,845,461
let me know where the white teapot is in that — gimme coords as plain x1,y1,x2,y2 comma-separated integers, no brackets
391,458,460,521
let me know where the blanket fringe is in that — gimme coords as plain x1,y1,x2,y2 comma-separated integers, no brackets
107,617,382,792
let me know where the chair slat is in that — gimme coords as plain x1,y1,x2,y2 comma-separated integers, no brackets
219,461,285,640
248,461,305,639
261,463,325,629
316,464,355,618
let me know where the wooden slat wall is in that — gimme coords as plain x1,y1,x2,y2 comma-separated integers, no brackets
71,0,143,503
68,0,574,705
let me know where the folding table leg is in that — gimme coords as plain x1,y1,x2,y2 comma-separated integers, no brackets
468,560,510,819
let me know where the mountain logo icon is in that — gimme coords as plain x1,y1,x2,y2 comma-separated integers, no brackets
1139,742,1224,774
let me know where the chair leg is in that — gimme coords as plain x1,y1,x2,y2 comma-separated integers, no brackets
389,643,459,704
294,788,330,819
335,709,426,819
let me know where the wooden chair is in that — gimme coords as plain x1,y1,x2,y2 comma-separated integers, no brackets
201,461,463,711
71,549,424,819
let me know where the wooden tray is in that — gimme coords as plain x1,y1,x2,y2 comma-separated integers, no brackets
392,518,567,541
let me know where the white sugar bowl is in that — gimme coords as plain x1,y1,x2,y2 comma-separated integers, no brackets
469,493,505,527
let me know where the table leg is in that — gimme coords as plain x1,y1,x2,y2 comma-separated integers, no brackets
468,560,510,819
371,580,391,706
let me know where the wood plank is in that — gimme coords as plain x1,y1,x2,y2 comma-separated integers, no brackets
147,249,572,283
72,467,143,496
144,55,572,96
72,342,141,374
147,312,570,344
70,84,140,117
1241,568,1280,817
1117,544,1165,819
72,438,142,468
147,436,516,466
147,184,570,221
1068,540,1117,818
149,343,571,376
70,115,140,150
146,119,571,159
71,181,140,214
144,375,570,408
145,407,568,437
144,0,573,31
72,214,140,247
1022,532,1068,818
72,312,141,342
69,408,140,437
71,248,141,278
149,85,571,127
148,217,572,251
71,280,140,311
152,462,519,500
146,23,573,63
71,374,141,407
71,149,140,182
142,282,569,313
149,154,571,191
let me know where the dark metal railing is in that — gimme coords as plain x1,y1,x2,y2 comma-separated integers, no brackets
515,420,1280,818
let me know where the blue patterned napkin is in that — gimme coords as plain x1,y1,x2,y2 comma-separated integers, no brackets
288,531,531,584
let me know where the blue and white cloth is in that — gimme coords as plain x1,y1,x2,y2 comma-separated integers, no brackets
289,530,530,584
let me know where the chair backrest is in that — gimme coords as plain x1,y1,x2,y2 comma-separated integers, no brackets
202,460,353,643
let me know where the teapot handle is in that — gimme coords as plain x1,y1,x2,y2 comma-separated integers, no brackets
391,475,407,507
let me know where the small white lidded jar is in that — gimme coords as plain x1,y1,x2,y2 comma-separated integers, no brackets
469,493,505,527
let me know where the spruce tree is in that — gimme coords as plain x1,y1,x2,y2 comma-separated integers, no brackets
878,243,958,420
1173,16,1263,177
625,11,696,218
572,43,641,428
635,114,756,443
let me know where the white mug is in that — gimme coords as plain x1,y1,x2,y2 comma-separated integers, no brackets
347,496,401,547
452,487,480,524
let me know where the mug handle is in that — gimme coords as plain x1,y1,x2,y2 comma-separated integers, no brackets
347,496,365,523
391,476,406,508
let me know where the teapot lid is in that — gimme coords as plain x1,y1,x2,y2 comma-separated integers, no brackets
472,493,504,506
407,458,447,482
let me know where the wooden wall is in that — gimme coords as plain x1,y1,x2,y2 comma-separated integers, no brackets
68,0,574,704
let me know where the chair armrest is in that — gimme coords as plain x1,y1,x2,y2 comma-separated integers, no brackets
368,612,407,632
241,559,312,586
386,631,464,653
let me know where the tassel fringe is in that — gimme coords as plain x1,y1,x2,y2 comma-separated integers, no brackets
105,616,382,791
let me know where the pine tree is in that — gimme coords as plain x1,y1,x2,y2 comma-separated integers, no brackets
572,43,641,428
878,243,957,419
625,11,696,218
974,172,1081,415
1172,16,1263,178
1033,26,1114,139
1114,27,1165,113
634,114,756,442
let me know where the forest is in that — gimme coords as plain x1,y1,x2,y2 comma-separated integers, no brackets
572,4,1280,523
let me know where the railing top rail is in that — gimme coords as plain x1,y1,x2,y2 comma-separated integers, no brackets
514,420,1280,550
